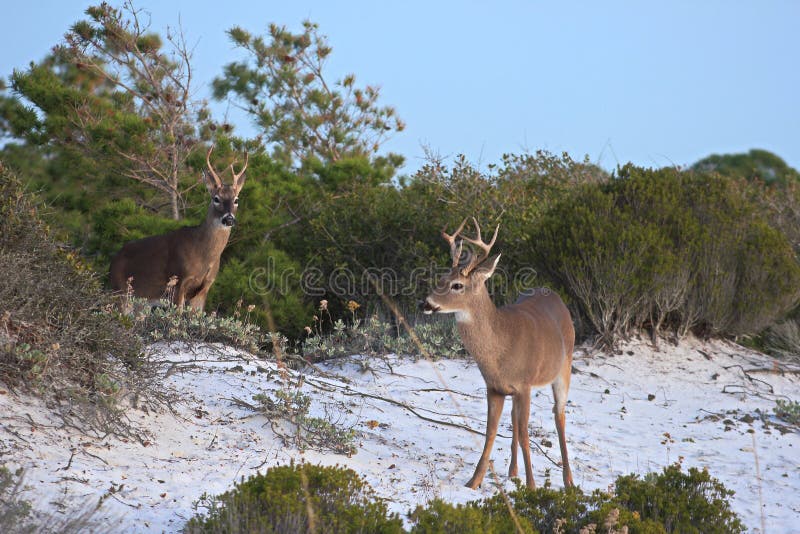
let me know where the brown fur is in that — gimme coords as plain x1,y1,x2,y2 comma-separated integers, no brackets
424,219,575,489
110,148,247,311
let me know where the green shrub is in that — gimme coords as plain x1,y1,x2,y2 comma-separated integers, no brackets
208,244,313,337
87,197,183,268
297,151,599,321
774,399,800,425
409,499,511,534
409,485,646,534
534,165,800,344
185,462,742,534
614,465,744,534
301,314,466,362
128,298,265,353
485,484,590,533
0,147,617,340
692,148,800,187
410,466,742,534
185,463,403,534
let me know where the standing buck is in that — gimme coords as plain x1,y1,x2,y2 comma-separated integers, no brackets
110,146,247,310
423,218,575,489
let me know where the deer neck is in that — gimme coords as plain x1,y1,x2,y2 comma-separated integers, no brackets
195,206,232,256
455,289,502,364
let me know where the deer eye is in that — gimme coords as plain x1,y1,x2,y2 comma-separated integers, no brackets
233,197,239,205
450,282,464,291
213,196,220,204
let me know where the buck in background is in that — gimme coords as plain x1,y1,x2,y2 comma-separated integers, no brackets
423,218,575,489
110,146,247,310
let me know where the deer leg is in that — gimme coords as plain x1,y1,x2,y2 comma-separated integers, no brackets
169,277,191,310
187,285,210,311
466,389,505,489
515,389,535,487
174,287,187,309
508,399,519,479
552,359,574,488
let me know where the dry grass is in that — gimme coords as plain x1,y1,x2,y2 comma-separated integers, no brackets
0,163,158,439
764,318,800,364
0,466,105,534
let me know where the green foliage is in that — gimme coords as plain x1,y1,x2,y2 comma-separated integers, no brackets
251,389,358,455
410,466,743,534
308,153,404,190
410,482,653,534
534,165,800,344
1,11,409,338
88,198,183,267
302,314,466,361
773,399,800,426
0,56,133,238
692,149,800,186
298,152,599,319
614,465,744,534
2,2,211,220
483,484,591,534
3,0,799,349
185,463,403,534
128,299,264,353
302,179,444,315
409,499,505,534
213,20,404,172
208,243,313,337
59,2,212,219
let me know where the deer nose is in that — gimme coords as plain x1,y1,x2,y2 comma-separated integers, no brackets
221,214,236,227
421,299,440,314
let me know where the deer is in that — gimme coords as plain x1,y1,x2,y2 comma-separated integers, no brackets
110,146,247,311
422,218,575,489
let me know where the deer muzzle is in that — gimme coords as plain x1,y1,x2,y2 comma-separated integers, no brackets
221,213,236,227
421,298,440,314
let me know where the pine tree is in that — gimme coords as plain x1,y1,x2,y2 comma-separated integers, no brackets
3,1,210,220
213,20,404,173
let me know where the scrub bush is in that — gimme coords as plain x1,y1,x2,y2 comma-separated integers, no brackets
185,463,403,533
534,165,800,344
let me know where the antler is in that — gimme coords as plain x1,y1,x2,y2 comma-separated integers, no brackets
206,146,248,189
205,145,224,188
442,218,468,268
459,217,499,275
230,151,249,189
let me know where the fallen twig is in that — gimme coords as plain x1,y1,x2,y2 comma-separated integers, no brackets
80,449,109,466
58,449,77,472
303,375,562,467
723,364,775,393
413,387,482,399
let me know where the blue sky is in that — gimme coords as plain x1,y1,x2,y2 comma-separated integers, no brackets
2,1,798,173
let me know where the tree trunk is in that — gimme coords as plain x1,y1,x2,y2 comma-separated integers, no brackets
170,190,180,220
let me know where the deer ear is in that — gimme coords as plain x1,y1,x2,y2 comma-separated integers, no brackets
471,253,501,282
202,171,217,194
234,172,246,194
457,248,472,269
